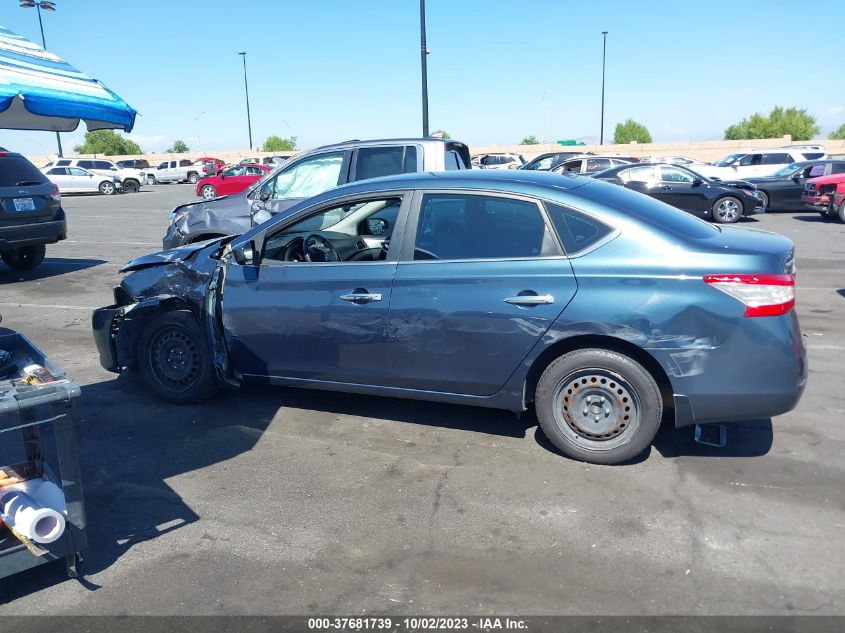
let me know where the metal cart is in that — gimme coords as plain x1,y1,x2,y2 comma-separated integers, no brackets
0,331,86,580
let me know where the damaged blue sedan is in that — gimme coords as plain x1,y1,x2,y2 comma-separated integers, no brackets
92,171,806,464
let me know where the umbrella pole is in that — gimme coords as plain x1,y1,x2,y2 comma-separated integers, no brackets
33,3,64,157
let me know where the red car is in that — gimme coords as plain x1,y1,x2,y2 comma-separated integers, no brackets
801,173,845,221
196,163,271,199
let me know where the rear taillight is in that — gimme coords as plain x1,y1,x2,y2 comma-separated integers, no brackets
49,183,61,202
704,273,795,317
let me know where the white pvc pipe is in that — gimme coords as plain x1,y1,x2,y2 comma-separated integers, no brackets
0,479,66,545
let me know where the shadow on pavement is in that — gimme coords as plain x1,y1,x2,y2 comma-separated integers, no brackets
0,258,107,283
792,215,835,223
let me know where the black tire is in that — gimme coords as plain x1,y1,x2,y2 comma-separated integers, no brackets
535,348,662,465
712,196,742,224
188,172,199,184
99,180,116,195
137,311,218,404
146,175,157,186
757,191,769,210
1,244,46,271
122,179,139,193
200,185,217,200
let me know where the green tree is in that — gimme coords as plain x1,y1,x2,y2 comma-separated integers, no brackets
829,123,845,140
521,135,540,145
613,119,652,144
73,130,141,155
724,106,820,141
166,139,190,153
432,130,450,139
262,135,297,151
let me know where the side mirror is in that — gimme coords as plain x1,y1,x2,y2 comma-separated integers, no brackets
692,177,703,186
232,240,256,266
258,189,271,202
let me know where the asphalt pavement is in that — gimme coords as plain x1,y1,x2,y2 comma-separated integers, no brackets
0,184,843,615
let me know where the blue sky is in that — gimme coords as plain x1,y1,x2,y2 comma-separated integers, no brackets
2,0,844,156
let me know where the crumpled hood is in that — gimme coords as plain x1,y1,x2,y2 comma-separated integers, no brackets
121,238,227,272
174,191,250,226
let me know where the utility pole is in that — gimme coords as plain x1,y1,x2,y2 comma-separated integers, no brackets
20,1,63,156
238,52,253,149
419,0,430,137
600,31,608,146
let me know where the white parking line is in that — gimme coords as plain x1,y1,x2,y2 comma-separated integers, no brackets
64,240,159,246
0,302,94,311
807,344,845,351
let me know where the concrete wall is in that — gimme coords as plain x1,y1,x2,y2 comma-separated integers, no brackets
25,136,845,168
472,137,845,163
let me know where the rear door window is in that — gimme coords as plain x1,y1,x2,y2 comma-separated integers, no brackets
761,153,792,165
0,155,48,186
445,150,464,171
831,162,845,174
93,160,115,170
46,167,67,176
354,146,418,181
412,194,557,260
618,165,656,183
77,160,95,169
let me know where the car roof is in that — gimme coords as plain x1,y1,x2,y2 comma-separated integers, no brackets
313,137,467,152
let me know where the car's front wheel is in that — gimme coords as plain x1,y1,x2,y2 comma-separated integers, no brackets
146,175,157,186
188,172,199,184
122,179,139,193
712,196,742,223
1,244,46,270
200,185,217,199
137,311,218,404
757,191,769,210
535,348,663,465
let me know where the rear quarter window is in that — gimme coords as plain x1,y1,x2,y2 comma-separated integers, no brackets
0,155,48,187
575,180,719,239
544,202,613,255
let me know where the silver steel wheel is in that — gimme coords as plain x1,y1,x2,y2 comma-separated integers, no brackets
714,197,740,223
201,185,216,199
146,175,156,185
188,173,199,184
99,181,115,195
552,368,641,451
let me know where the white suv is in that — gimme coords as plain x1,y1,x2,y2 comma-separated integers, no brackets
44,157,145,193
695,147,827,180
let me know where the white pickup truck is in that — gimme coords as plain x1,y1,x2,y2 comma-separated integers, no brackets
146,159,214,185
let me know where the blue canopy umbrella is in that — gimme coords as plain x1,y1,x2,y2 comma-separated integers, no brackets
0,24,136,133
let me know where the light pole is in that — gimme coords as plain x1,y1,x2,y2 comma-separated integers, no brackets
419,0,430,137
238,52,253,150
540,91,547,144
19,0,63,157
600,31,608,146
195,112,205,155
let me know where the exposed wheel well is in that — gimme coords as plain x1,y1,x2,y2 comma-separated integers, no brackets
524,334,674,416
117,299,197,369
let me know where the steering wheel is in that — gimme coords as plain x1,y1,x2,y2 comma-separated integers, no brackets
303,234,340,262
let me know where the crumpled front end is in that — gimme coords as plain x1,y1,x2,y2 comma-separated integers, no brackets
91,240,235,386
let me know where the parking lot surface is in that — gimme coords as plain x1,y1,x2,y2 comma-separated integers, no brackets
0,184,843,614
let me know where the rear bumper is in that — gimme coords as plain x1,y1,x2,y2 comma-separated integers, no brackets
0,219,66,250
654,311,807,428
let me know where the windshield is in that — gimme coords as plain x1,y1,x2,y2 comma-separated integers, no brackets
771,162,802,178
713,153,744,167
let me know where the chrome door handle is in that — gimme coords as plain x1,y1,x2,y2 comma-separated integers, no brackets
503,294,554,306
340,293,382,304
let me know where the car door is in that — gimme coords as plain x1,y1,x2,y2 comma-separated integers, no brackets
257,150,350,217
781,163,826,208
653,165,707,214
45,167,73,191
217,166,249,194
389,191,578,396
221,191,410,384
67,167,97,192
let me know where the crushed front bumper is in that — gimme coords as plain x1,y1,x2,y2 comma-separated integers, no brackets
91,304,125,372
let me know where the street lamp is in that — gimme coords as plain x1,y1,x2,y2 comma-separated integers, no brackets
419,0,430,137
238,52,253,150
19,0,63,157
600,31,608,146
195,112,206,156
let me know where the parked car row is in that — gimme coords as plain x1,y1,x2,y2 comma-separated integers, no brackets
42,157,146,193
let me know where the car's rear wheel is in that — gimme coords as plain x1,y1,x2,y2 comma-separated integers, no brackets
201,185,217,199
757,191,769,209
137,311,218,404
188,172,199,184
146,175,157,185
99,181,116,195
535,348,662,465
712,196,742,223
1,244,46,271
122,179,139,193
